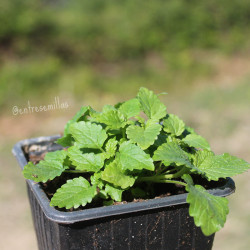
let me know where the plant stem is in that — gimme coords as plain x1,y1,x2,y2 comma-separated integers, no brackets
98,147,105,153
136,176,187,187
121,128,126,139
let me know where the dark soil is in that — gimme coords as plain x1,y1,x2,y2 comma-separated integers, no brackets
23,141,227,212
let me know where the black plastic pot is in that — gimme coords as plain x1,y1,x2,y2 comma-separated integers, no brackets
13,135,235,250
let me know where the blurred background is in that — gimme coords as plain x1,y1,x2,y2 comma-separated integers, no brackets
0,0,250,249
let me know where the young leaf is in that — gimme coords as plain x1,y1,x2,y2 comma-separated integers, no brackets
94,110,127,130
153,141,203,174
163,114,185,137
105,184,123,201
90,172,105,189
23,161,67,183
126,120,161,150
118,98,141,118
64,106,90,136
69,121,107,149
23,150,68,182
105,138,118,159
50,177,97,209
56,134,74,147
137,87,167,121
183,134,211,150
102,104,116,113
101,160,135,189
186,184,229,236
67,146,104,172
196,153,250,181
117,141,155,171
44,150,67,162
193,150,215,167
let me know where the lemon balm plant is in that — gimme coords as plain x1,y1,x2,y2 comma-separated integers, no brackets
22,87,249,237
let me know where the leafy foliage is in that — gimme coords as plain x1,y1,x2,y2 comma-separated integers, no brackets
186,179,229,236
126,120,161,150
23,87,250,236
163,114,185,136
183,134,211,150
50,177,97,209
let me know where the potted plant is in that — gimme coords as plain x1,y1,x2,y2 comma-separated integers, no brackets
13,87,249,250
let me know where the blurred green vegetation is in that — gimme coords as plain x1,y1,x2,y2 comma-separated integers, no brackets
1,0,250,110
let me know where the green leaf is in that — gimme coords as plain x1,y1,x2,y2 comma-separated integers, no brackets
90,172,105,189
50,177,97,209
153,142,202,173
23,160,66,183
102,104,116,113
182,174,194,185
183,134,211,150
64,106,90,135
117,141,155,171
56,134,74,147
163,114,185,136
68,146,104,172
101,160,135,189
44,150,67,162
193,150,215,167
196,153,250,181
69,121,107,149
23,150,68,182
118,98,141,118
186,184,229,236
126,120,161,150
137,87,167,120
105,138,118,159
105,184,123,201
94,110,127,130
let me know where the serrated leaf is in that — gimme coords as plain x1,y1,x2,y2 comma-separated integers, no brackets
23,160,67,182
118,98,141,118
67,146,104,172
94,110,127,130
153,142,203,174
23,150,68,182
117,141,155,171
105,184,123,201
186,184,229,236
193,150,215,167
105,138,118,159
64,106,90,135
69,121,107,149
196,153,250,181
163,114,185,136
102,104,116,113
56,134,74,147
183,134,211,150
137,87,167,121
90,172,105,189
101,160,135,189
50,177,97,209
126,120,161,150
44,150,67,162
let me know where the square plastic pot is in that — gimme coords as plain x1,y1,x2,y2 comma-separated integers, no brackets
12,135,235,250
